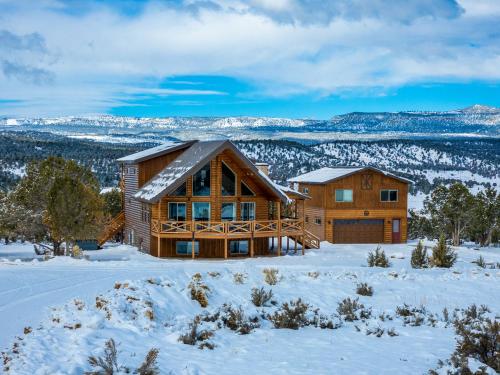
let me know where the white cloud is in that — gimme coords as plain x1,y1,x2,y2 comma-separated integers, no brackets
0,0,498,115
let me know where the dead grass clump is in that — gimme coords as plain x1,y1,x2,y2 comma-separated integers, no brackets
251,287,274,307
308,271,320,279
188,273,210,308
263,268,279,285
178,316,215,350
337,298,371,322
145,309,154,321
85,338,159,375
355,282,374,296
395,303,430,326
23,327,32,335
233,272,247,284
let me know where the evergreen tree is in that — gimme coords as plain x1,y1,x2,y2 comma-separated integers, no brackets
468,188,500,247
407,209,432,239
13,157,102,255
431,234,457,268
410,240,428,268
424,183,474,246
102,188,122,218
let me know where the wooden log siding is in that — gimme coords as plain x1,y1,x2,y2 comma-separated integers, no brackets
123,163,151,252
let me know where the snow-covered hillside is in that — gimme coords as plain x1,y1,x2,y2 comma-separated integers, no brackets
1,241,498,374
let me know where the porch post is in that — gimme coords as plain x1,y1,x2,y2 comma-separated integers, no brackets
250,236,254,257
157,201,161,258
277,200,281,256
224,237,228,259
302,235,305,256
294,236,297,253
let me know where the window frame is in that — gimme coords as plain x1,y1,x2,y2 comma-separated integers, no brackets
192,202,211,221
303,186,309,194
240,202,256,221
170,182,187,196
221,161,237,197
192,163,211,197
335,189,353,203
240,181,255,196
168,202,186,221
314,217,322,225
221,202,236,221
229,240,249,255
141,203,150,223
175,241,199,256
380,189,399,202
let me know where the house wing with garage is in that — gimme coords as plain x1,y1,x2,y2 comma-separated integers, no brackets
288,167,411,244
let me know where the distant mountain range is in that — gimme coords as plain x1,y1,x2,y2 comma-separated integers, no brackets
1,104,498,142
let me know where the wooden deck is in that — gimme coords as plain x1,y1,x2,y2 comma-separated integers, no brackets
151,218,305,239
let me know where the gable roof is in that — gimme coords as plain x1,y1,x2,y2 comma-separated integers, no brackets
117,141,196,164
288,166,412,185
134,140,289,203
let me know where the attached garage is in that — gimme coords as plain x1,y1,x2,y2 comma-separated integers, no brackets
333,219,384,244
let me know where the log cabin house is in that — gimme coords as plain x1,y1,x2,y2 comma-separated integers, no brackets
288,167,411,244
104,140,319,258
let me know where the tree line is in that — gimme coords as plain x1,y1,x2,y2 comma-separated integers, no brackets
409,182,500,246
0,157,122,254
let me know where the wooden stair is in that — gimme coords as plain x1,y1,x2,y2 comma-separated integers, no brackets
290,229,320,250
98,211,125,246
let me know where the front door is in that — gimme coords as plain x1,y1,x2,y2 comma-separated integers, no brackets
392,219,401,243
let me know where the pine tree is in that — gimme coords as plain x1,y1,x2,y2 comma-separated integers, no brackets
431,234,457,268
468,188,500,247
424,183,474,246
411,240,429,268
102,188,122,217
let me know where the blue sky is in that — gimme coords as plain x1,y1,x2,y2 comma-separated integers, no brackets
1,0,499,118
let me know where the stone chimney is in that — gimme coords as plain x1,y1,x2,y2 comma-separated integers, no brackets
255,162,269,176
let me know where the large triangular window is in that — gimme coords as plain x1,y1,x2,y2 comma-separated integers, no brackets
221,162,236,196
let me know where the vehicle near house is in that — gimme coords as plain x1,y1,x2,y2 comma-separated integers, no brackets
288,167,411,244
101,140,318,258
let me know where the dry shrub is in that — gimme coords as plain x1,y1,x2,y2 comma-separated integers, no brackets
411,240,429,269
356,282,374,296
367,246,390,268
268,298,309,329
474,255,487,269
337,297,371,322
23,327,32,335
251,287,274,307
233,272,246,284
263,268,279,285
208,271,220,278
308,271,320,279
178,316,214,350
188,273,210,308
85,338,159,375
395,303,433,327
144,309,154,321
220,304,259,334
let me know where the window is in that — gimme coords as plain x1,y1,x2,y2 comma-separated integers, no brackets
381,189,398,202
314,217,322,225
335,189,353,202
221,162,236,196
171,182,186,196
361,174,373,190
176,241,199,255
303,187,309,194
193,163,211,196
305,216,309,223
192,202,210,221
221,202,236,221
230,240,249,255
141,204,150,223
240,181,255,196
168,202,186,221
240,202,255,220
127,167,136,175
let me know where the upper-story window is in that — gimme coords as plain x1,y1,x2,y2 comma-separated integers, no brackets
240,181,255,196
141,203,150,223
168,202,186,221
303,186,309,194
381,189,398,202
221,162,236,196
193,163,211,196
335,189,353,202
171,182,186,196
127,167,136,175
240,202,255,221
221,202,236,221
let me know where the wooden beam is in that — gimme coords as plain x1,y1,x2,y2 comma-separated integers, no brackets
302,235,305,256
224,237,228,259
277,200,281,256
294,236,297,254
191,236,195,259
250,236,254,257
157,202,161,258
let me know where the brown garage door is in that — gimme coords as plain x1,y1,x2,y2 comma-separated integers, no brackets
333,219,384,243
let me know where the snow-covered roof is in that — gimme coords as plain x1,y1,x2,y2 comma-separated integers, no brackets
288,166,412,184
134,140,289,203
117,141,195,163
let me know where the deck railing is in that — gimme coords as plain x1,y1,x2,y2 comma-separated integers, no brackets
151,219,304,236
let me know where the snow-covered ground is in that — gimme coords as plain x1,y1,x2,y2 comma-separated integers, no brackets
0,241,498,374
